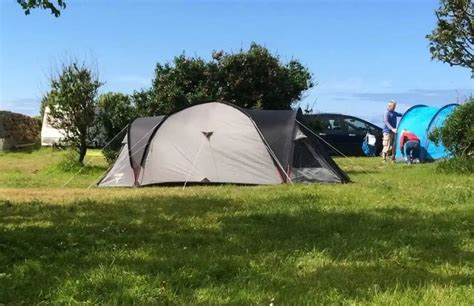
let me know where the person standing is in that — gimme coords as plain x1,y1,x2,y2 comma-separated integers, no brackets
382,100,402,162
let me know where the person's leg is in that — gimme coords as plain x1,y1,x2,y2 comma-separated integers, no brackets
370,145,376,156
405,141,419,163
382,133,390,161
389,132,396,161
413,142,420,161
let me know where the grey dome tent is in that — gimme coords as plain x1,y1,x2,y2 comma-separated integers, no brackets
98,102,349,187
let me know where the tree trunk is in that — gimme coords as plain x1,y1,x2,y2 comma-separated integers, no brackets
78,139,87,165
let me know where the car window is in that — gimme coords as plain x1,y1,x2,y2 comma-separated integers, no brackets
319,115,344,132
344,117,368,132
366,124,379,134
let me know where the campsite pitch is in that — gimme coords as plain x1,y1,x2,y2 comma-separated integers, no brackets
0,149,472,304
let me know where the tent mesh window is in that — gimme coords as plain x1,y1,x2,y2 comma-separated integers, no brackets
292,139,322,168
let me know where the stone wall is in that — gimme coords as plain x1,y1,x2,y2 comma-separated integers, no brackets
0,111,41,150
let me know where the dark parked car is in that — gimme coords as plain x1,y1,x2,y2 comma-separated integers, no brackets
304,113,383,156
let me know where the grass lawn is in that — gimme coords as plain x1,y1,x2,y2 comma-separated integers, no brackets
0,148,473,304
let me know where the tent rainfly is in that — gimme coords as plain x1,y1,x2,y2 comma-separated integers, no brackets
98,102,349,187
395,103,458,161
41,106,66,146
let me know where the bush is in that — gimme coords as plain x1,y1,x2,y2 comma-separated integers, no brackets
429,99,473,158
56,150,83,172
97,92,135,165
146,43,314,115
102,146,121,166
304,116,324,132
436,157,474,174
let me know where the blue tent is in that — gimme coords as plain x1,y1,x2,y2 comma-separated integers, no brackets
395,104,458,161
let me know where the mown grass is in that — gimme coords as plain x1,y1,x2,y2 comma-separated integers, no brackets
0,148,107,188
0,149,473,304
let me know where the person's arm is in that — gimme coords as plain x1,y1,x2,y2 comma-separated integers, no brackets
400,134,405,155
396,111,403,117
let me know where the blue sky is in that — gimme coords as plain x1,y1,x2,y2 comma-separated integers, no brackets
1,0,472,126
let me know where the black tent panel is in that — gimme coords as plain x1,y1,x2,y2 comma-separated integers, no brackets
244,108,301,170
128,116,165,172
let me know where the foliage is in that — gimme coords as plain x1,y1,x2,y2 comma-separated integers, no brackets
55,149,83,172
44,61,103,164
0,150,473,304
17,0,66,17
429,98,474,158
426,0,474,76
97,92,135,165
145,43,313,115
436,156,474,173
132,89,154,117
216,44,313,110
101,148,119,167
303,115,324,132
300,101,324,132
39,91,53,122
150,55,219,115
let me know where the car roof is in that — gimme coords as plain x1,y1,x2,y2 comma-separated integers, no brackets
304,113,382,130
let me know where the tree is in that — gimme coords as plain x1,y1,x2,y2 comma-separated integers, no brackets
131,88,159,117
146,43,314,115
217,44,313,110
17,0,66,17
429,98,473,158
45,62,102,164
97,92,136,164
150,55,219,115
39,92,52,122
427,0,474,76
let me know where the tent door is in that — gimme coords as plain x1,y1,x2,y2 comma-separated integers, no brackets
291,138,341,183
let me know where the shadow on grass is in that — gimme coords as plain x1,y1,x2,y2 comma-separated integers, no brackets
0,193,472,303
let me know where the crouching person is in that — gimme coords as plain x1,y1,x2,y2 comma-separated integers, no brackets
399,129,420,163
